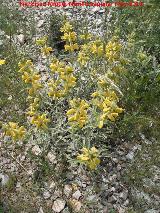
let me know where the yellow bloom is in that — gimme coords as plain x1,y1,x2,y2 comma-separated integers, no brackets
18,60,33,73
106,41,122,62
80,33,92,40
36,36,48,46
64,43,79,52
60,22,73,32
22,72,40,84
0,59,6,65
30,113,50,129
77,147,100,170
28,82,43,96
2,122,26,141
92,87,123,128
41,45,53,56
77,51,89,66
61,32,77,42
67,99,89,128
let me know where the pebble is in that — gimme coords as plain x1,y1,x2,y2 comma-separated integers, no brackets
72,190,82,200
69,199,82,212
32,145,42,156
43,190,51,199
52,199,66,213
64,184,72,198
47,152,56,163
0,173,9,186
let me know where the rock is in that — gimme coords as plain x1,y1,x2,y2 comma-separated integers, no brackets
38,207,44,213
47,152,56,163
32,145,42,156
37,20,44,28
144,210,160,213
110,187,116,193
43,190,51,199
119,191,128,200
52,199,66,213
112,158,119,164
117,164,122,171
86,195,98,202
64,185,72,198
17,34,25,44
126,151,134,160
0,173,9,186
103,206,108,213
123,199,129,206
52,189,62,200
72,190,81,200
16,182,21,188
109,174,117,182
69,199,82,212
117,207,126,213
108,195,117,204
49,181,56,189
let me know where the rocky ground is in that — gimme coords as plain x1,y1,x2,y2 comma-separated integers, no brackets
0,1,160,213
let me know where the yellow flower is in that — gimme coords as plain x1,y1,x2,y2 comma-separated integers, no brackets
77,147,100,170
64,43,79,52
106,41,122,62
0,59,6,65
22,72,40,84
60,22,73,32
28,82,43,96
2,122,26,141
30,113,50,129
67,99,89,128
61,32,77,42
26,98,40,116
92,87,123,128
80,33,92,40
18,60,33,73
77,51,89,66
90,43,103,57
36,36,48,46
41,45,53,56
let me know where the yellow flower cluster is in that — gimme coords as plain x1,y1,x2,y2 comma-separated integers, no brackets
18,60,42,96
77,147,100,170
77,39,103,66
36,36,53,56
2,122,26,141
30,113,50,130
92,79,123,128
67,98,89,128
18,60,50,130
77,47,90,66
48,58,76,99
80,33,92,41
105,40,122,63
0,59,6,65
90,40,104,57
60,22,78,52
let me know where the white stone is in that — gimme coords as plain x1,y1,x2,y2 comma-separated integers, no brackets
49,181,56,189
0,173,9,186
32,145,42,156
37,20,44,28
52,199,66,213
47,152,56,163
38,207,44,213
43,190,51,199
64,185,72,198
16,34,25,44
72,190,81,200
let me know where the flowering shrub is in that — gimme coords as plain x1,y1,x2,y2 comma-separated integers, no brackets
1,21,129,171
